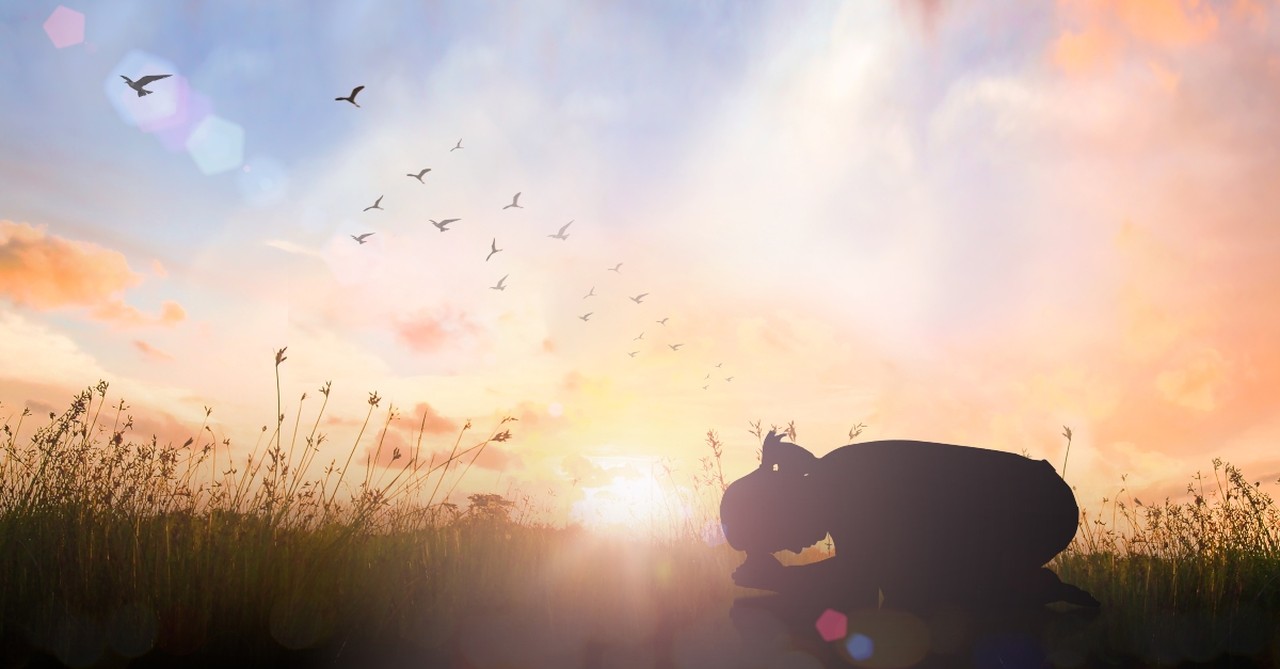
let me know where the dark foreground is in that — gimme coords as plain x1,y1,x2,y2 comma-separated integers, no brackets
7,593,1280,669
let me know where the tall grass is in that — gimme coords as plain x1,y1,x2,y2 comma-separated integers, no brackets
0,358,737,665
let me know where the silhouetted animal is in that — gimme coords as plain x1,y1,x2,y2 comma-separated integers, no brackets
721,431,1098,611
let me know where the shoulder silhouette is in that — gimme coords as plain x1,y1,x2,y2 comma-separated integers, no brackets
720,431,1099,610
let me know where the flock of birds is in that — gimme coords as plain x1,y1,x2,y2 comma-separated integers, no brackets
124,75,738,391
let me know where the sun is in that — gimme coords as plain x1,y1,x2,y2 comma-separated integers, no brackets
569,458,692,538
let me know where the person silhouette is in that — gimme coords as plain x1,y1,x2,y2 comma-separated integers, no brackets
720,431,1099,610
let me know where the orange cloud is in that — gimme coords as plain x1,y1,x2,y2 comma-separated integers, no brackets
133,339,174,362
1051,0,1223,75
0,220,141,308
0,221,185,327
399,402,458,436
1052,26,1119,75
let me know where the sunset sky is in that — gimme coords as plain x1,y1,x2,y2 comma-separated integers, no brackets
3,0,1279,534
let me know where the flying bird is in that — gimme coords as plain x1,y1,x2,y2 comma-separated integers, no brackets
608,263,622,273
548,220,572,240
715,362,724,368
121,74,171,97
350,233,375,244
634,332,644,341
629,293,649,304
430,218,459,232
668,343,683,351
628,351,639,358
656,317,669,325
486,238,501,261
704,373,711,380
579,313,593,322
725,377,734,382
703,385,709,391
583,286,596,299
407,168,431,183
491,275,508,291
363,196,383,212
335,85,365,107
451,139,463,152
503,192,523,210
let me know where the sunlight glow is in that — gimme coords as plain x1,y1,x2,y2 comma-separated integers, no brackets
569,458,692,537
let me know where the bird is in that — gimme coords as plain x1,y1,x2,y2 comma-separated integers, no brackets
579,313,593,322
503,192,523,210
628,351,639,358
548,220,572,240
725,376,734,382
608,263,622,273
704,373,711,380
121,74,171,97
407,168,431,183
629,293,649,304
703,385,709,391
583,286,596,299
491,275,508,291
656,317,669,325
486,238,501,261
430,218,459,232
451,139,463,152
363,196,383,212
350,233,375,244
715,362,723,368
634,332,644,341
669,343,683,351
335,85,365,107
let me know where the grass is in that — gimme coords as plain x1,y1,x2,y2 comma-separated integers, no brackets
3,361,1280,667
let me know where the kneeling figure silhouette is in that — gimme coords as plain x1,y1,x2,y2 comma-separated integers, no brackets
721,431,1099,610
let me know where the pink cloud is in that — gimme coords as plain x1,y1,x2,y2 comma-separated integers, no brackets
393,307,484,354
133,339,173,362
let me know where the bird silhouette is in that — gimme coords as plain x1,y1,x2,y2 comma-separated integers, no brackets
503,192,523,210
725,377,734,382
430,218,459,232
491,275,508,291
715,362,724,368
703,385,709,391
583,286,596,299
335,85,365,107
608,263,622,273
548,220,572,240
628,351,639,358
121,74,171,97
579,313,593,322
656,317,669,325
363,196,383,212
634,332,644,341
407,168,431,183
350,233,375,244
629,293,649,304
451,139,463,152
486,238,501,261
704,373,711,380
669,343,683,351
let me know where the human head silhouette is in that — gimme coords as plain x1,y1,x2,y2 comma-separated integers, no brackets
720,431,827,554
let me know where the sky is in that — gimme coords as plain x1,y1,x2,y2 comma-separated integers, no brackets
3,0,1280,535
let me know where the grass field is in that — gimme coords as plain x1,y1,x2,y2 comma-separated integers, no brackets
3,376,1280,668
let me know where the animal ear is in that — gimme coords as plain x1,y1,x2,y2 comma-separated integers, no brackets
760,431,817,476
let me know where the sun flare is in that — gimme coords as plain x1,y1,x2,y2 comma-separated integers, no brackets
568,458,693,537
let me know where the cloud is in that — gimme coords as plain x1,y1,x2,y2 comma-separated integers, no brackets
1050,0,1225,75
0,221,185,327
393,307,485,355
0,220,140,308
133,339,173,362
400,402,458,436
